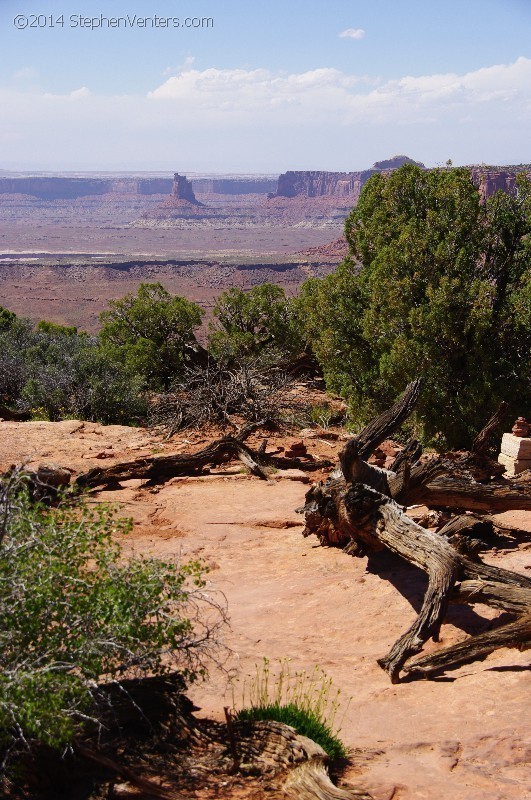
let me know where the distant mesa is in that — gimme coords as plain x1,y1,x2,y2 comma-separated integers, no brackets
0,176,173,200
0,159,529,214
269,156,427,203
192,177,277,195
371,155,425,170
165,173,203,207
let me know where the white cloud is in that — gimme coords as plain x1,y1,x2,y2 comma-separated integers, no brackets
163,56,196,76
339,28,365,40
0,58,529,170
148,66,359,112
69,87,91,99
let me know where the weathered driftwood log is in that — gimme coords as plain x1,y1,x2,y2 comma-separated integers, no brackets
389,438,423,473
76,434,333,490
404,615,531,678
437,514,495,540
301,381,531,681
435,514,495,558
471,401,509,455
396,470,531,512
0,404,31,421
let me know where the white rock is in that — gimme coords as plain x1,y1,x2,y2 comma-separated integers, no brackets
497,452,531,476
500,433,531,459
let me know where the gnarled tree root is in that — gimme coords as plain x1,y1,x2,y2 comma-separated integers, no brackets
25,675,371,800
300,380,531,682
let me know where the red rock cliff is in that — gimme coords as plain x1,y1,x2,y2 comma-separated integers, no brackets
271,156,425,201
167,173,202,206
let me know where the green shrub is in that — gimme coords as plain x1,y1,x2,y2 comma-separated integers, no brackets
0,474,227,767
309,402,335,428
99,282,204,390
0,311,147,423
235,659,349,760
208,284,302,364
298,167,531,449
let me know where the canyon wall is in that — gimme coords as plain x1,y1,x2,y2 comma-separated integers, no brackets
270,156,424,202
192,178,277,194
0,176,277,200
0,177,173,199
470,169,525,203
1,159,529,205
273,170,375,200
271,160,530,204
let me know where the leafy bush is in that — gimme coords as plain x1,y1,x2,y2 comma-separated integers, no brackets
298,167,531,448
208,283,302,364
235,659,349,761
0,307,33,405
99,282,204,390
0,473,227,768
0,312,146,423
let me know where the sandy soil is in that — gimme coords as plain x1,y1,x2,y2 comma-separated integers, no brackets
2,420,530,800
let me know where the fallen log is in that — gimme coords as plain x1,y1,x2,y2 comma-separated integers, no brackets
0,404,31,421
404,615,531,678
300,381,531,681
75,435,333,489
437,514,495,540
398,471,531,512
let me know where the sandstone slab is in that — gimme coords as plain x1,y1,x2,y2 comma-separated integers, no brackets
498,452,531,477
500,433,531,460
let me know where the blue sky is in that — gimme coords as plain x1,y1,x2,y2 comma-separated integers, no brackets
0,0,529,171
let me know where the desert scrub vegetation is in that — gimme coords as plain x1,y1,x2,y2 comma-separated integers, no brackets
0,312,146,423
150,359,309,436
208,283,303,364
297,166,531,449
0,282,207,424
0,471,227,779
235,659,349,761
99,282,204,391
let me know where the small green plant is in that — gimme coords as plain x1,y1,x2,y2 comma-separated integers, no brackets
309,403,333,429
234,659,350,760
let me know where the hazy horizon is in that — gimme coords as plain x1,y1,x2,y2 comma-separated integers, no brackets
2,158,531,179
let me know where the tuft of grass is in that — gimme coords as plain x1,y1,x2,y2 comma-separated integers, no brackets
234,658,350,761
309,403,333,429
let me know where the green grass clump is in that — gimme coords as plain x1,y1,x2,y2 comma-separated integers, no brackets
234,659,349,761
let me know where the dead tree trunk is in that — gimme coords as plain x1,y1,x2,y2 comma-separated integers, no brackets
395,470,531,512
472,401,509,455
300,381,531,681
0,405,31,421
75,433,333,490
